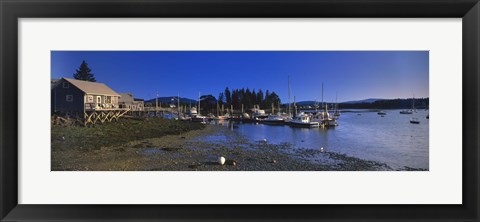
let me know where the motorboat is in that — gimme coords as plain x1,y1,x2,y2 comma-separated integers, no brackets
251,107,268,122
377,111,386,115
399,110,413,114
289,113,320,128
410,117,420,124
190,107,207,123
263,114,285,125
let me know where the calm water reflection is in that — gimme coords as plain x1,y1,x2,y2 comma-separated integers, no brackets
213,109,429,169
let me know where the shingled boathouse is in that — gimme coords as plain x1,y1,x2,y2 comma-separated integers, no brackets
51,77,129,126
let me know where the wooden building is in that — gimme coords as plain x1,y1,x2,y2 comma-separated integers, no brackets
51,78,121,113
118,92,144,111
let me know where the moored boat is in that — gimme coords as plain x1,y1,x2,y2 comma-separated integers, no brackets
377,110,386,115
251,106,268,122
410,117,420,124
399,110,413,114
312,105,338,127
289,113,320,128
401,95,416,114
263,114,285,125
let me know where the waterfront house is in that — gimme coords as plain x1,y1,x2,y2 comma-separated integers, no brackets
119,92,144,111
51,78,61,89
51,77,121,113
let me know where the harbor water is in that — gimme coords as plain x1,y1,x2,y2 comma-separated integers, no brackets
210,109,429,170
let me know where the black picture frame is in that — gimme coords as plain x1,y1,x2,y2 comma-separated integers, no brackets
1,0,479,221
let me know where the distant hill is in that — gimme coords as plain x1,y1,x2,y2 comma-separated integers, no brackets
285,98,383,106
340,98,429,109
341,98,384,104
295,101,317,106
285,98,428,109
145,96,197,105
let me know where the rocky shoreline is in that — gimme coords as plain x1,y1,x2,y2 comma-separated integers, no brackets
52,121,396,171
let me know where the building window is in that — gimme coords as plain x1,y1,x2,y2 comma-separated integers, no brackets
66,95,73,102
97,96,102,103
105,96,112,104
63,82,70,88
87,95,94,103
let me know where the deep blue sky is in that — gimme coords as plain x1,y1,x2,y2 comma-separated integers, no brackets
51,51,429,102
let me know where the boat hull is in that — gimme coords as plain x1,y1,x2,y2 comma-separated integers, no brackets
191,117,206,122
288,121,319,128
263,120,285,125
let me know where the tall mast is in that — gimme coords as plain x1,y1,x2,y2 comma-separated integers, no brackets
335,92,338,111
198,92,201,115
156,92,159,111
322,83,324,109
288,75,291,117
178,93,180,117
294,96,297,116
412,93,415,110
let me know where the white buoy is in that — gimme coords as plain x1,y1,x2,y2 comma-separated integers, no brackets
263,139,267,143
320,147,325,153
218,156,226,165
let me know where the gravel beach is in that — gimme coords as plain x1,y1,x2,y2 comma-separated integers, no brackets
52,120,393,171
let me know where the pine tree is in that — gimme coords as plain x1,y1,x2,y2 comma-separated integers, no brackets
73,60,96,82
224,87,231,107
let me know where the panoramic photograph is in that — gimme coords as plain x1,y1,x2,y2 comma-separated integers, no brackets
51,51,429,171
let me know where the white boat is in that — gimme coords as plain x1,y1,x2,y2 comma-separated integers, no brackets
400,110,413,114
289,113,320,128
251,106,268,121
410,117,420,124
400,94,416,114
190,107,207,122
263,114,285,125
189,107,198,115
377,110,386,115
190,94,207,123
312,105,338,127
311,84,338,127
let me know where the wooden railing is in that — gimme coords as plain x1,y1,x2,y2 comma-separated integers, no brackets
85,103,128,111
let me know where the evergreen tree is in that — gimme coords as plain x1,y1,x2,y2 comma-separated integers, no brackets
257,89,264,109
232,90,240,110
224,87,232,107
73,60,96,82
218,93,225,105
264,90,271,108
252,89,257,106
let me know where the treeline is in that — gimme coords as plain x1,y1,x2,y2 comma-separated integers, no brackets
219,87,281,110
193,87,281,114
338,98,429,109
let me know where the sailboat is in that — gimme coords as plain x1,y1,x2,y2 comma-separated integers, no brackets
191,92,207,123
312,84,338,127
334,92,340,118
400,94,416,114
